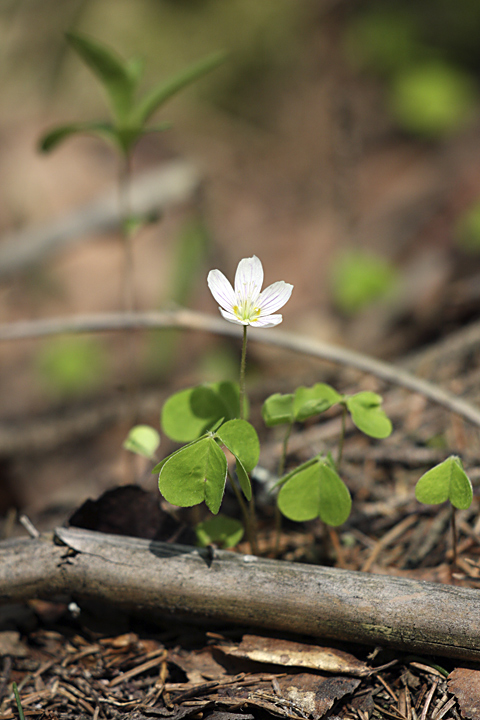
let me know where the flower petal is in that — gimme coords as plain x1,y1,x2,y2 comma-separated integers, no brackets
251,313,283,328
207,269,236,312
257,281,293,316
219,307,246,325
234,255,263,305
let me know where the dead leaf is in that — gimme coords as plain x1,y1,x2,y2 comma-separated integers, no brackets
218,635,369,677
278,673,361,719
0,630,28,657
169,647,227,684
448,668,480,719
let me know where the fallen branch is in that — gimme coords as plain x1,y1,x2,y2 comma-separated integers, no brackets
0,161,200,280
1,308,480,428
2,527,480,661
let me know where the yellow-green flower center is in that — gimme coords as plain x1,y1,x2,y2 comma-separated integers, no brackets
233,301,261,322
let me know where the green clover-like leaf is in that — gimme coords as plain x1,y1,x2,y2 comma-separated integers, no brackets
345,391,392,439
293,383,342,422
161,381,239,443
195,514,244,549
158,436,227,514
123,424,160,459
415,455,473,510
278,458,351,527
262,393,294,427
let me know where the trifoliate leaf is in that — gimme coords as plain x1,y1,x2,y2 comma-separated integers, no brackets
262,393,294,427
158,436,227,514
216,419,259,473
161,382,239,443
195,514,244,549
415,455,473,510
278,459,352,527
346,391,392,438
293,383,342,422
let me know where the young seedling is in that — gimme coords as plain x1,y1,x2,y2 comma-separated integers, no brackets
415,455,473,566
39,32,225,313
263,384,392,533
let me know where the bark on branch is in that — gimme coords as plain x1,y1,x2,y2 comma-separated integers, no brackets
2,527,480,662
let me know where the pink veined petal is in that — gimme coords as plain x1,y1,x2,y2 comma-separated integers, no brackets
207,269,236,312
257,281,293,316
234,255,263,305
218,307,246,325
251,313,283,328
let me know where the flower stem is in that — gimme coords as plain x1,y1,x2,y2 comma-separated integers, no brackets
336,405,347,471
239,325,248,420
451,506,458,569
273,422,292,556
228,471,257,555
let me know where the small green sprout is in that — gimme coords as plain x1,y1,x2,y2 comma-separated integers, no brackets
415,455,473,565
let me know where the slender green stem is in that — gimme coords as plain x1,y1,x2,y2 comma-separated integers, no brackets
12,684,25,720
228,471,257,554
451,506,458,568
119,152,135,314
273,422,293,556
239,325,248,420
336,404,347,471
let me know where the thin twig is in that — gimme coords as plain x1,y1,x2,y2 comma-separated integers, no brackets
1,308,480,428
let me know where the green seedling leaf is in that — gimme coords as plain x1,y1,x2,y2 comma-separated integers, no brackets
455,201,480,254
278,459,351,526
67,32,138,123
39,121,118,153
262,393,294,427
134,50,226,126
346,392,392,439
216,419,259,473
317,463,352,526
331,250,397,315
36,336,106,397
161,382,238,443
390,61,476,137
123,425,160,459
234,458,252,502
196,514,244,549
415,456,473,510
293,383,342,422
152,437,203,474
12,684,25,720
158,436,227,514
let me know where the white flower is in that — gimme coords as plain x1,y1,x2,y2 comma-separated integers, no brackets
207,255,293,328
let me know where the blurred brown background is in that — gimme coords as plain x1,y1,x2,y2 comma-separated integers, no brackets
1,0,480,531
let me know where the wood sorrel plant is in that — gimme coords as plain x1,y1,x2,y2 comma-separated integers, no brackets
124,254,395,555
39,32,224,313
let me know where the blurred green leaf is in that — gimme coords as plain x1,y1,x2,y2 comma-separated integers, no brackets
195,514,244,549
390,61,476,137
415,455,473,509
262,393,294,427
293,383,342,422
123,425,160,459
455,201,480,253
134,50,226,126
346,392,392,439
36,336,106,397
345,7,421,76
331,251,397,315
67,32,138,124
39,121,118,152
161,381,239,443
158,436,227,513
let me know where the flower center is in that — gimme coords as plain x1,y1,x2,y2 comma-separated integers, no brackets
233,301,261,322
